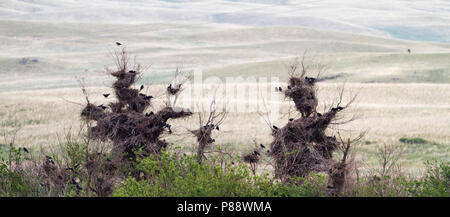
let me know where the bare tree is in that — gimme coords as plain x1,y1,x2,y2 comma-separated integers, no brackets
189,88,227,164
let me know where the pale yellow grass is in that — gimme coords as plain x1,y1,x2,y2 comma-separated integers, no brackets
0,83,449,174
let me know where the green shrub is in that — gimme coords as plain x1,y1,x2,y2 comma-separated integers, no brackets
403,160,449,197
112,152,328,197
0,144,43,196
399,137,428,144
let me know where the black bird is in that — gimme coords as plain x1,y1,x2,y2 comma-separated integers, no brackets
266,150,270,154
272,125,278,130
75,184,83,191
140,85,144,91
278,87,282,91
331,106,343,112
307,77,316,84
103,93,110,98
71,178,77,185
253,150,260,156
317,113,322,117
203,125,207,130
23,147,29,153
98,104,107,110
289,118,294,122
231,161,235,165
215,125,220,131
288,85,291,89
145,113,151,117
260,144,265,149
167,84,172,91
336,106,344,111
144,95,153,100
116,42,122,46
129,70,136,73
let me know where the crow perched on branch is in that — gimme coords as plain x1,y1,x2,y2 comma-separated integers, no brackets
331,106,344,112
165,124,172,134
140,85,144,91
289,118,294,122
216,125,220,131
45,156,55,164
272,125,278,130
103,93,110,98
23,147,29,153
305,76,316,84
129,70,136,73
115,42,122,46
260,144,265,149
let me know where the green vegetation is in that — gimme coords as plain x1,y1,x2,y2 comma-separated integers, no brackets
113,152,327,197
399,137,428,144
403,160,450,197
1,141,448,197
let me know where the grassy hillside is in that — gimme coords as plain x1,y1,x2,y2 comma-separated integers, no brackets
1,20,450,92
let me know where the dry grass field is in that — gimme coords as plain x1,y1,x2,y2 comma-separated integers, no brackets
1,1,449,183
1,82,448,176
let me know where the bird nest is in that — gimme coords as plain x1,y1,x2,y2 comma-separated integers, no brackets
269,72,343,182
80,55,192,163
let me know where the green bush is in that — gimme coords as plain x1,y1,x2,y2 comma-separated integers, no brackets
399,137,428,144
0,144,43,196
112,152,328,197
403,160,449,197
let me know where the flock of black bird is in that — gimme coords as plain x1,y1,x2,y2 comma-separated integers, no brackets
202,124,220,131
304,76,316,84
96,66,153,110
98,42,345,157
275,76,317,93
